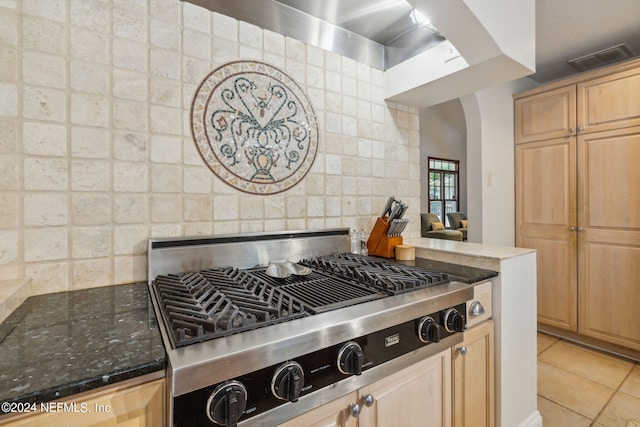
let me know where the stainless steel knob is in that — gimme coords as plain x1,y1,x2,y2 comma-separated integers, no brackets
578,227,585,232
469,301,485,316
569,226,576,232
349,402,361,417
577,126,583,132
363,394,375,407
569,127,575,133
458,346,468,355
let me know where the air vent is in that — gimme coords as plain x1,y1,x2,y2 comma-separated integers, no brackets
568,44,635,71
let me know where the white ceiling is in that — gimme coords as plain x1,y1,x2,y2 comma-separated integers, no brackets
532,0,640,82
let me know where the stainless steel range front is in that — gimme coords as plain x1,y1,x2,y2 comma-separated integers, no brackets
147,229,472,426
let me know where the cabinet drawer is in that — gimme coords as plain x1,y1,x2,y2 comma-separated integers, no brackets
466,281,492,328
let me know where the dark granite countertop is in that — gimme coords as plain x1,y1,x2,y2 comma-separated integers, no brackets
397,257,498,283
0,260,491,415
0,283,166,413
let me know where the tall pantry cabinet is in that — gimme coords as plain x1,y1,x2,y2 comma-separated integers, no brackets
514,58,640,352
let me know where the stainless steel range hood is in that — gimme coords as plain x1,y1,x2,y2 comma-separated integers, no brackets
184,0,445,70
184,0,536,109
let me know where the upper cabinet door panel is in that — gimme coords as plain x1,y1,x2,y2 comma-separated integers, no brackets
515,86,576,144
577,127,640,231
578,67,640,134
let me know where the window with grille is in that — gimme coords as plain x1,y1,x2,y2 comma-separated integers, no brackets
428,157,459,228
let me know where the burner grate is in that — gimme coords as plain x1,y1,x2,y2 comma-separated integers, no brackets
152,253,451,348
204,268,309,318
301,254,450,294
153,268,308,347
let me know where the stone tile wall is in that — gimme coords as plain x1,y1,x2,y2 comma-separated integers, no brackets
0,0,421,295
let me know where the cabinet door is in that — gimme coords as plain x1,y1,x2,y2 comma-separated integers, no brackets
358,350,451,427
577,127,640,350
452,320,494,427
277,392,358,427
577,67,640,134
515,138,578,331
0,378,165,427
515,85,576,144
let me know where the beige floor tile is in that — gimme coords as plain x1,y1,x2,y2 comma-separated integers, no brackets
592,423,640,427
537,396,591,427
538,360,615,419
538,340,634,388
595,392,640,427
537,332,559,355
620,365,640,399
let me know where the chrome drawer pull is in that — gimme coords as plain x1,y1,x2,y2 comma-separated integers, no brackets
469,301,485,316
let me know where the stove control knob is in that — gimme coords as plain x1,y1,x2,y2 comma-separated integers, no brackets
443,308,466,333
206,380,247,427
272,361,304,402
417,316,441,343
338,341,365,375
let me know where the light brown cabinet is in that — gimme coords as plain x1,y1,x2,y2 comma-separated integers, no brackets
452,320,494,427
515,63,640,143
0,376,165,427
277,392,358,427
577,67,640,134
515,85,576,144
278,349,452,427
358,349,451,427
515,137,578,331
515,58,640,351
576,127,640,349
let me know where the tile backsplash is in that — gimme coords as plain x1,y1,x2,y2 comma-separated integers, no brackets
0,0,420,295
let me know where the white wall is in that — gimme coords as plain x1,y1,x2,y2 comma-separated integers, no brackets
386,0,535,108
461,78,538,245
495,251,541,427
459,95,483,242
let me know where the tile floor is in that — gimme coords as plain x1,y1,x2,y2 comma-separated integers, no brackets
537,332,640,426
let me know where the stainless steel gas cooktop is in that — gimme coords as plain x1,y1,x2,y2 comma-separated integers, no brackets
147,229,472,426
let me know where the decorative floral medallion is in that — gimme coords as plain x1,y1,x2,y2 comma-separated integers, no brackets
190,60,319,195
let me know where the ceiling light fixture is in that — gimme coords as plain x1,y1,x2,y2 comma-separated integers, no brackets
410,8,441,36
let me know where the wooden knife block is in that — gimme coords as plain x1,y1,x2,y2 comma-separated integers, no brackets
367,217,403,258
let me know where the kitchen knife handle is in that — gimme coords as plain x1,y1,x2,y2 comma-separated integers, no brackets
381,196,394,217
388,204,401,222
